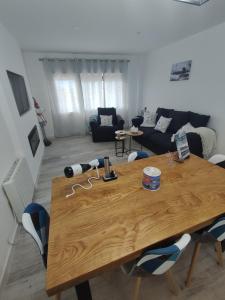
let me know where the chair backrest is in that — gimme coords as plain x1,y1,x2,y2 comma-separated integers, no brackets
208,216,225,242
128,151,149,163
208,154,225,168
134,234,191,275
98,107,117,125
22,203,49,268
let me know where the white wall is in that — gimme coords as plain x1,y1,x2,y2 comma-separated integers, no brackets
142,21,225,153
23,51,144,137
0,23,44,283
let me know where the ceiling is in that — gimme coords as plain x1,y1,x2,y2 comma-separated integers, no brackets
0,0,225,54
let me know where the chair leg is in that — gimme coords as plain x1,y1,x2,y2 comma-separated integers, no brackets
186,241,201,287
133,277,142,300
215,241,224,267
165,270,180,296
54,293,61,300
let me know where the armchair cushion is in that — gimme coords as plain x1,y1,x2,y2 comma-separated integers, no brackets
98,107,117,126
99,115,113,126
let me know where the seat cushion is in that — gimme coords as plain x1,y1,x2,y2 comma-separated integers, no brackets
149,132,176,153
139,126,156,136
167,110,189,133
156,108,174,123
188,111,210,128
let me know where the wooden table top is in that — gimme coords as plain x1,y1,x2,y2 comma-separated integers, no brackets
46,154,225,296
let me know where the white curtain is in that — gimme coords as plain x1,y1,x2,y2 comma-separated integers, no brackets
80,73,104,123
42,58,128,137
104,72,128,124
43,60,85,137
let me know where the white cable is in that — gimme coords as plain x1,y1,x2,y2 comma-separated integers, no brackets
66,167,100,198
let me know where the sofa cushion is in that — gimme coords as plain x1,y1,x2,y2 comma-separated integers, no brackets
155,116,172,133
167,110,190,133
149,132,176,153
139,126,156,136
141,111,157,127
156,108,174,122
188,111,210,128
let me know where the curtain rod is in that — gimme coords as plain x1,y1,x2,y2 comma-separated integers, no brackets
39,58,130,62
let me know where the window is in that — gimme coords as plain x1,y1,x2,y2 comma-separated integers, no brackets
54,77,81,114
104,73,124,109
80,73,104,111
81,72,125,112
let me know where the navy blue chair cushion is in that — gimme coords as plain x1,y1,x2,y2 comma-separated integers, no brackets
98,107,117,126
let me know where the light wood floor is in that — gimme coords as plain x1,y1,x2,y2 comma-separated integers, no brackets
0,135,225,300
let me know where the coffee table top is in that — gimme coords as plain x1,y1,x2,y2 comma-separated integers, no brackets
125,130,143,136
46,154,225,296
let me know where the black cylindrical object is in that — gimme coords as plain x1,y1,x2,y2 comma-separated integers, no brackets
104,156,110,178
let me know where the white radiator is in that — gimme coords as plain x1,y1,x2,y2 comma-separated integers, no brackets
3,158,35,223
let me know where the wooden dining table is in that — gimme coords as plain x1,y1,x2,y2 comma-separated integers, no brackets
46,154,225,299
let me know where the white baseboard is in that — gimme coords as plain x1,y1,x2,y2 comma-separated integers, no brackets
0,221,18,287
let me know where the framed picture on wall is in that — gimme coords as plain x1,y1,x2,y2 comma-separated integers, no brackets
170,60,192,81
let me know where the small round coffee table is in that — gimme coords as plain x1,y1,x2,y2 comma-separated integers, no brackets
115,130,128,157
125,130,144,153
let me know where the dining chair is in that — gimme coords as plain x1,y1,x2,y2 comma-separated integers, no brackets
128,151,149,163
22,203,92,300
208,154,225,168
121,233,191,300
186,216,225,287
185,155,225,287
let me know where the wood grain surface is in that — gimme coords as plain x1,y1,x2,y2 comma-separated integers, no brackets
46,154,225,296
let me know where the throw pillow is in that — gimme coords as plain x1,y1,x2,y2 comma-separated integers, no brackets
156,108,174,123
167,110,189,133
171,122,194,142
188,111,210,128
154,116,172,133
141,111,157,127
100,115,113,126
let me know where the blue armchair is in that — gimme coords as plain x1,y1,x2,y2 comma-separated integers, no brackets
89,107,124,142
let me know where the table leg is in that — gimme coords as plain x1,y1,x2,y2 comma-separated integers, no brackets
122,139,125,155
115,140,117,156
129,136,132,153
75,281,92,300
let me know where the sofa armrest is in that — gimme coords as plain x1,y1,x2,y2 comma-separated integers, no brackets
89,117,99,130
132,116,144,127
186,132,203,158
116,115,125,129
